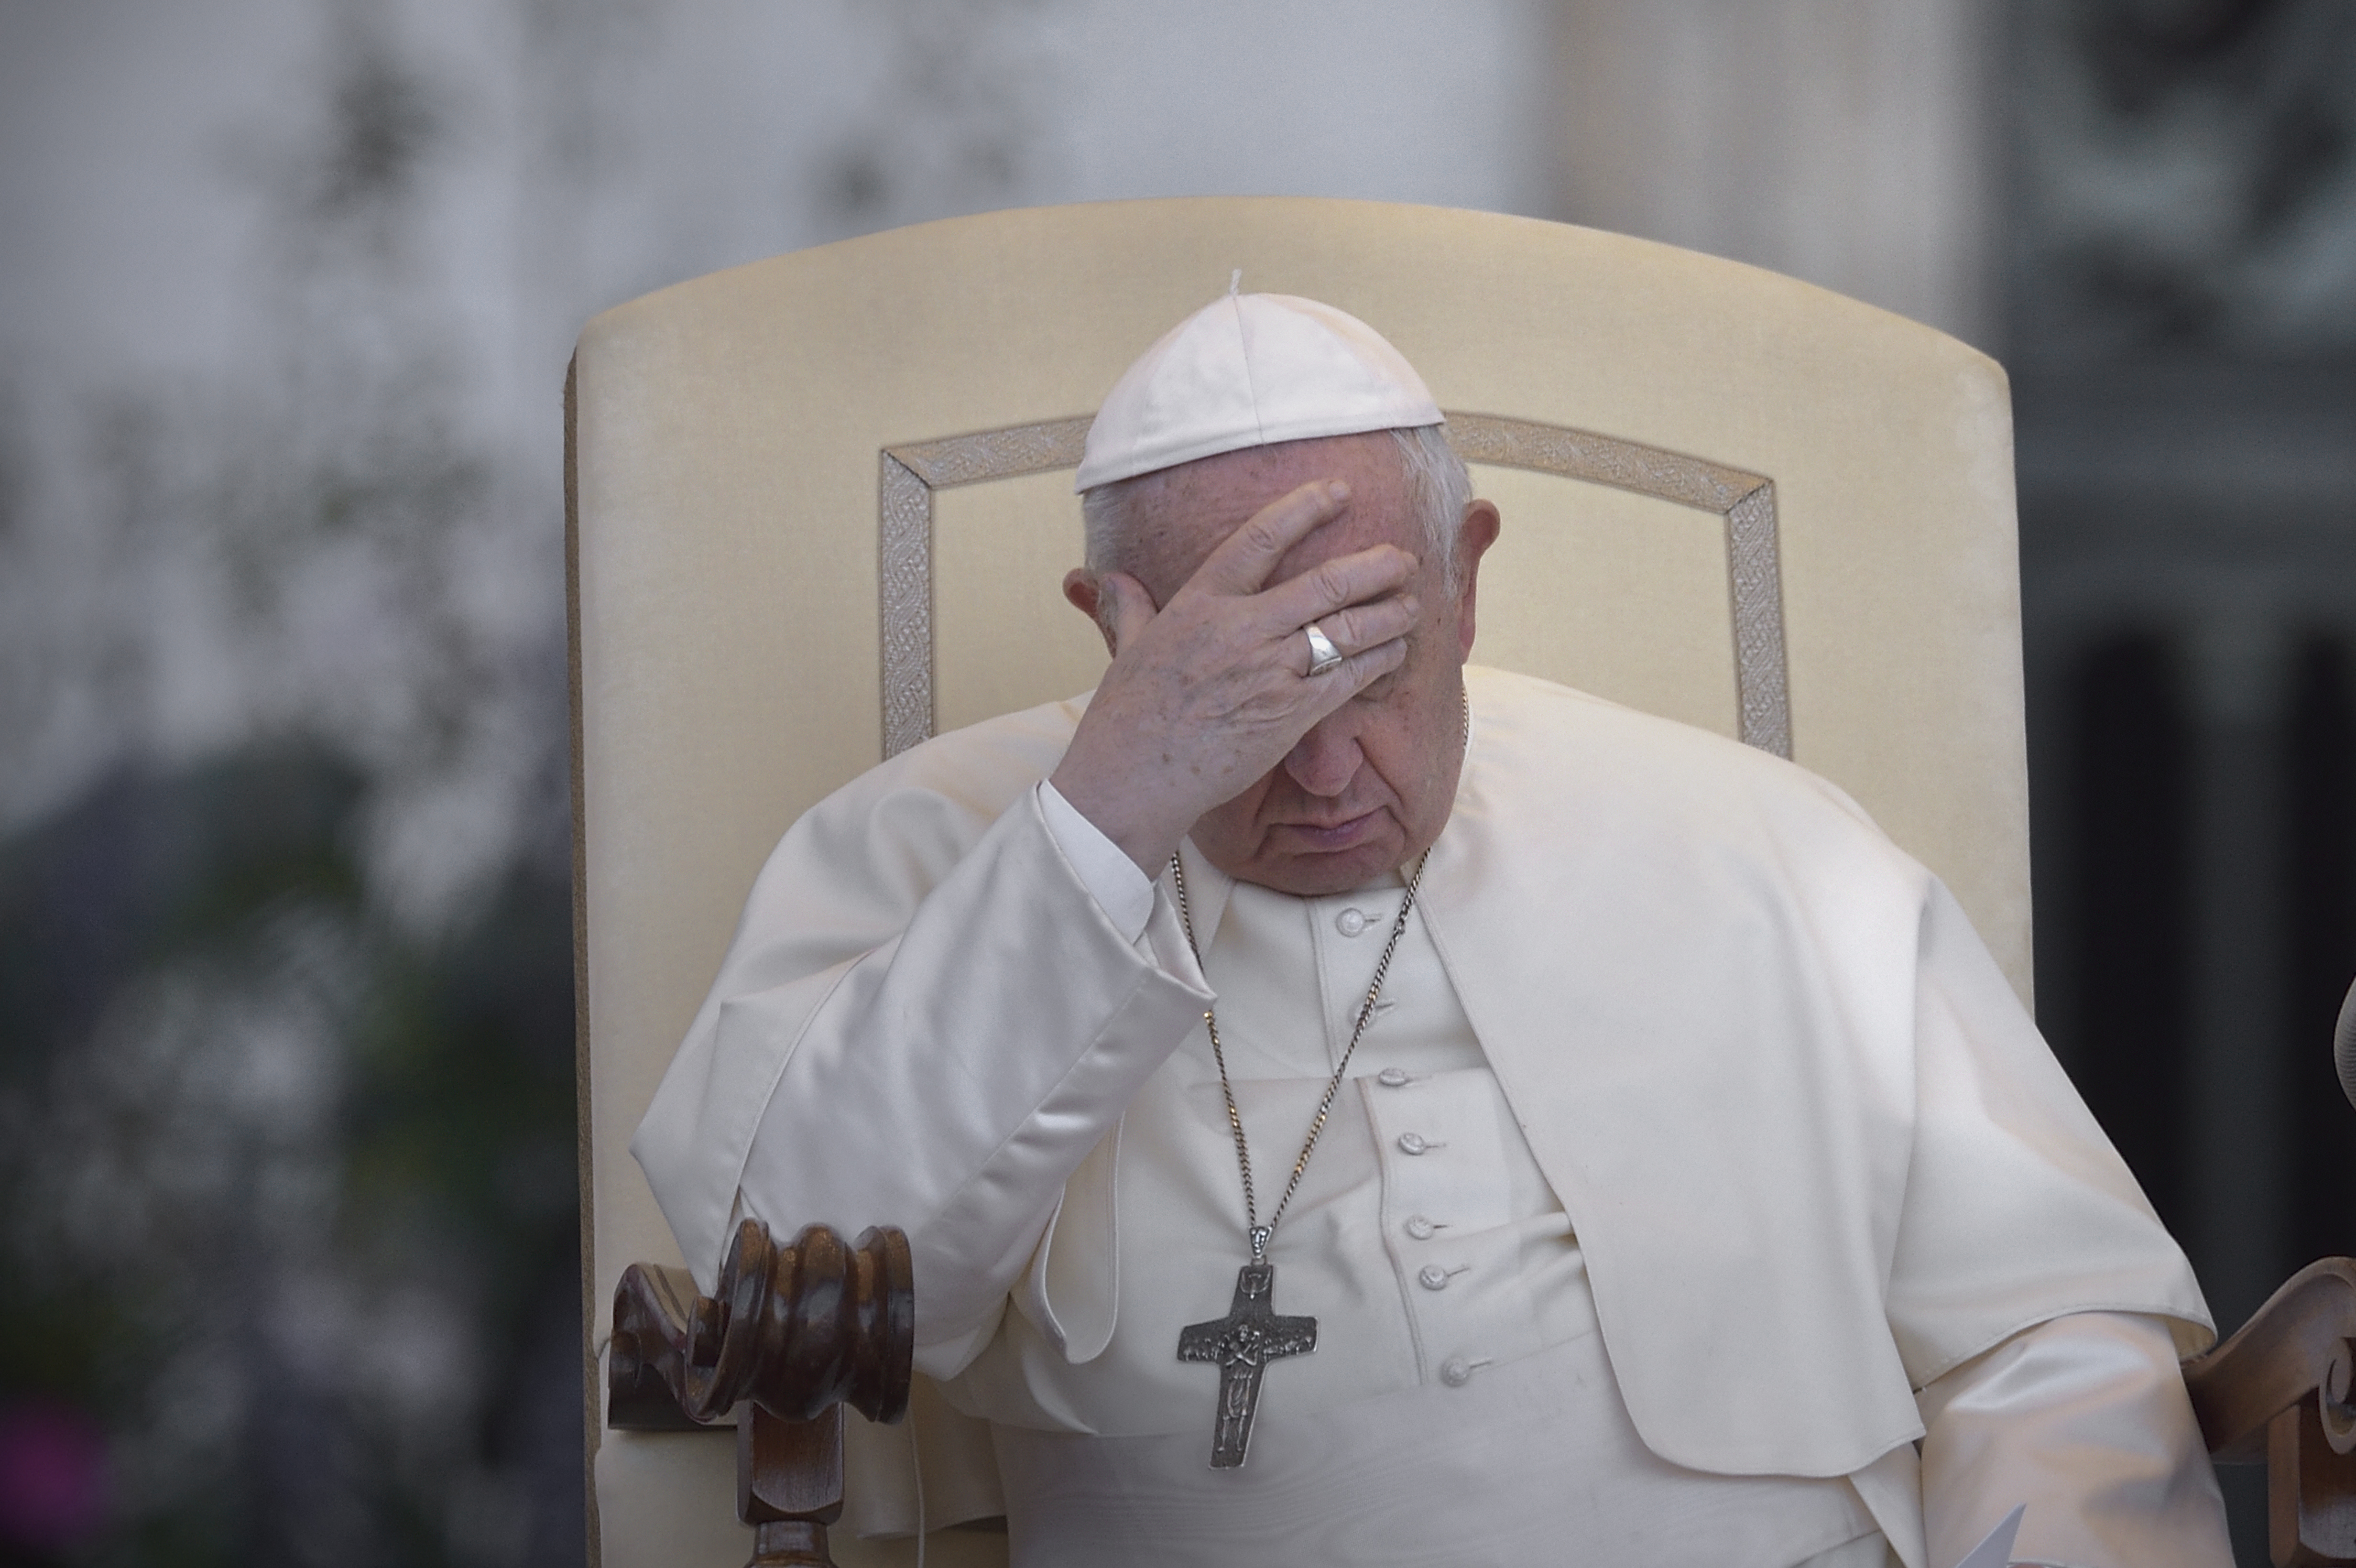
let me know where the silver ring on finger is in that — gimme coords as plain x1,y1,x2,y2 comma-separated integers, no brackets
1303,621,1344,677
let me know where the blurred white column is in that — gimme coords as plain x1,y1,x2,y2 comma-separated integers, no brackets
1550,0,1999,349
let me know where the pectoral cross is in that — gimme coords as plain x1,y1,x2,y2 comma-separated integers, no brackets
1176,1260,1317,1469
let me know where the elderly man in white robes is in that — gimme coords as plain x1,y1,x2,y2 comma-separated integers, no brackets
634,291,2234,1568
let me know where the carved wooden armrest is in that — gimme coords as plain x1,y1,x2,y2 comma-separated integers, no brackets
2185,1258,2356,1566
608,1219,914,1568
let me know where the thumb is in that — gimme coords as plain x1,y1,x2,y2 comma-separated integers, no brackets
1096,571,1158,657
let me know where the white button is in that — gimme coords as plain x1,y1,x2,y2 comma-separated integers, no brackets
1418,1264,1451,1291
1396,1132,1430,1155
1440,1357,1472,1387
1404,1215,1437,1241
1376,1067,1411,1088
1336,907,1369,937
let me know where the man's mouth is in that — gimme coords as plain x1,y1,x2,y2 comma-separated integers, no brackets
1276,809,1385,851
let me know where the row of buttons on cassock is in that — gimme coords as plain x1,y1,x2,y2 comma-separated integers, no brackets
1372,1059,1487,1389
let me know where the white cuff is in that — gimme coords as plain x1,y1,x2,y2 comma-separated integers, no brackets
1917,1311,2231,1568
1037,780,1156,943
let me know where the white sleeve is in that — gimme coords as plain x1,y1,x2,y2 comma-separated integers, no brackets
1037,779,1156,942
632,783,1211,1375
1916,1310,2233,1568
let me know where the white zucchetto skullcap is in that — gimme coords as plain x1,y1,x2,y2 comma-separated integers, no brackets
1073,288,1443,491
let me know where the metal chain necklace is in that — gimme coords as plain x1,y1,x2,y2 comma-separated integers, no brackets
1168,843,1431,1470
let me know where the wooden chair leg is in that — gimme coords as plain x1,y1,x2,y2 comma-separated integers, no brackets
739,1403,845,1568
2271,1399,2356,1567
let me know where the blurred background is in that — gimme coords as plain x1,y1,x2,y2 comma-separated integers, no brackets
1,0,2351,1563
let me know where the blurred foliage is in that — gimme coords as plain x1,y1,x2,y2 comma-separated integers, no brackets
0,21,582,1557
0,745,580,1567
0,10,601,1564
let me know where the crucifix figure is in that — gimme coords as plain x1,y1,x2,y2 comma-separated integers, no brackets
1176,1260,1317,1469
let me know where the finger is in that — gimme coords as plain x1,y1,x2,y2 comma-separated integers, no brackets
1301,593,1419,671
1256,543,1419,634
1189,479,1353,597
1322,634,1410,694
1096,570,1158,657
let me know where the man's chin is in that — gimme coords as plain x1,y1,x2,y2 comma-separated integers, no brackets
1217,832,1411,897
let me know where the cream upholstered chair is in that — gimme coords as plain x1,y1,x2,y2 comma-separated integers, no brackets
567,197,2033,1568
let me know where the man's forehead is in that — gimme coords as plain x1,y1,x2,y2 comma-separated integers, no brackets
1136,433,1415,585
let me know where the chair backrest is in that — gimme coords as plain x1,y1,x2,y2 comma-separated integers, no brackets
567,196,2027,1567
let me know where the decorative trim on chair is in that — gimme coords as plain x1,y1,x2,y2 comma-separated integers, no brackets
1445,413,1789,760
880,419,1093,758
878,413,1790,760
1724,483,1790,759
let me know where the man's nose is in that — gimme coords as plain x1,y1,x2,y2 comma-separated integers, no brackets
1283,720,1363,797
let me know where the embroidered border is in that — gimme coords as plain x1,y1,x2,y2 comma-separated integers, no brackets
878,413,1789,759
1445,413,1789,759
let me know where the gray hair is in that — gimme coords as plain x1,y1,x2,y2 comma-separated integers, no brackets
1080,425,1472,595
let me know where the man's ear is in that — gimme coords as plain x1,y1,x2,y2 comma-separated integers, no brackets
1452,500,1502,661
1063,568,1118,656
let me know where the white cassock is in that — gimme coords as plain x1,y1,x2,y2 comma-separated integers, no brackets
634,666,2234,1568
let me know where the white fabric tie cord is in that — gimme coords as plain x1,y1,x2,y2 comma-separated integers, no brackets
1953,1507,2024,1568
